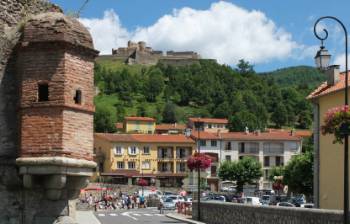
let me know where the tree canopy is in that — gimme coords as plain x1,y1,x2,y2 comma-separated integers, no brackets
218,157,262,192
94,58,324,132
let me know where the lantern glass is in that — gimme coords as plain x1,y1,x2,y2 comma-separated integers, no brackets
314,46,331,70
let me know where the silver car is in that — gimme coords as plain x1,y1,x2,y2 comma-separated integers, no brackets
163,198,176,210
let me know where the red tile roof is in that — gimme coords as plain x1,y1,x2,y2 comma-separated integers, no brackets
95,133,195,143
307,72,349,99
124,116,155,122
221,131,301,141
191,131,220,140
188,117,228,124
155,123,186,131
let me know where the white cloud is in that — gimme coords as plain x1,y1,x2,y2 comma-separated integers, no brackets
80,2,300,64
334,53,350,71
79,10,130,55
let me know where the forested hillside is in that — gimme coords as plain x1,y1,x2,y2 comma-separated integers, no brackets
94,58,325,133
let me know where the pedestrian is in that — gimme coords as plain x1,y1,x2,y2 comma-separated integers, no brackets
127,196,131,209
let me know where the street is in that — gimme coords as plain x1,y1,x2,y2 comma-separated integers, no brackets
94,208,187,224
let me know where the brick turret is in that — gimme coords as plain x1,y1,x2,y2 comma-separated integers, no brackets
15,12,98,201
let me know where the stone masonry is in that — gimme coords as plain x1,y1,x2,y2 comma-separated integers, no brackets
0,1,97,223
193,201,344,224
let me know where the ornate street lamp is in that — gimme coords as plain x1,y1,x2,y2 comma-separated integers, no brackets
194,120,204,221
314,16,349,224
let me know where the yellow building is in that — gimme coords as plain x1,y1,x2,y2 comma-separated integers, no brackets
308,67,350,209
94,133,195,188
123,117,156,134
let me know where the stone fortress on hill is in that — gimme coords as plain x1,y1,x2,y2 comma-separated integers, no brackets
98,40,211,66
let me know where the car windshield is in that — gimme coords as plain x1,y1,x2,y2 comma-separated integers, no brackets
168,196,177,200
262,196,270,200
165,198,173,203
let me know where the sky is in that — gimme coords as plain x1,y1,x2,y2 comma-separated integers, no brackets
51,0,350,72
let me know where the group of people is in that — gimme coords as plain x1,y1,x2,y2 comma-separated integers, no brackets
84,191,147,210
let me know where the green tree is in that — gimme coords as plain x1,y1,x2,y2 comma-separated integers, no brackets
297,110,312,129
228,111,258,132
235,59,255,75
283,151,313,196
144,68,165,102
94,105,117,133
268,166,284,182
162,102,177,123
271,103,288,128
136,103,147,117
218,157,262,192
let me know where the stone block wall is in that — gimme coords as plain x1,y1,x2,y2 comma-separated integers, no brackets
193,201,343,224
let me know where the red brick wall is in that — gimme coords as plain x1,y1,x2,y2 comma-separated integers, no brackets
18,45,95,161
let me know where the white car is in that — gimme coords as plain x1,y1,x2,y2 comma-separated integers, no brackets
243,197,262,206
166,195,185,204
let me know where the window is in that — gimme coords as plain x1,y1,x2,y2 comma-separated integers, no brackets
143,146,150,154
226,142,232,150
74,90,82,104
128,162,136,169
275,156,283,166
93,147,96,154
117,162,124,169
99,163,104,172
239,142,245,153
211,140,217,147
208,124,212,129
38,83,49,102
225,155,231,161
264,156,270,167
114,146,122,155
142,161,150,169
129,146,137,155
200,140,206,146
177,148,187,159
179,163,186,172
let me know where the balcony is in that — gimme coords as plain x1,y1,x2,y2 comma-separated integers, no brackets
239,147,259,154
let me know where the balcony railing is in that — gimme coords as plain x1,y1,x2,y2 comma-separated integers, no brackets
239,148,259,154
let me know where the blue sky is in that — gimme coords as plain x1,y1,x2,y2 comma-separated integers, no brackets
51,0,350,72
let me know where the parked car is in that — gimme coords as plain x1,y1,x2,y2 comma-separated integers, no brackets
301,203,314,208
243,197,262,206
166,195,185,204
277,202,295,207
162,198,176,210
260,195,274,205
289,195,306,207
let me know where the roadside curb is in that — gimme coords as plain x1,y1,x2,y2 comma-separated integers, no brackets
166,213,206,224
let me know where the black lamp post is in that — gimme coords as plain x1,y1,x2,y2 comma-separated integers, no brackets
314,16,349,224
194,120,204,221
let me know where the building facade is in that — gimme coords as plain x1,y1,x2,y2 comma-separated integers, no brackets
123,116,156,134
221,131,302,189
188,117,229,133
94,133,195,188
308,67,349,209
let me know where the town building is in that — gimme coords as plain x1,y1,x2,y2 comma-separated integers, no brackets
191,131,222,191
188,117,229,133
94,133,195,188
123,116,156,134
221,130,303,189
307,66,347,209
155,123,186,134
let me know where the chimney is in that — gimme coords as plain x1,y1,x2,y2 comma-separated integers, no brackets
255,130,261,136
290,129,295,136
245,126,249,134
326,65,340,86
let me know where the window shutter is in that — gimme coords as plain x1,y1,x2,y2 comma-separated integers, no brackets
128,147,131,155
176,149,180,158
136,147,139,155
